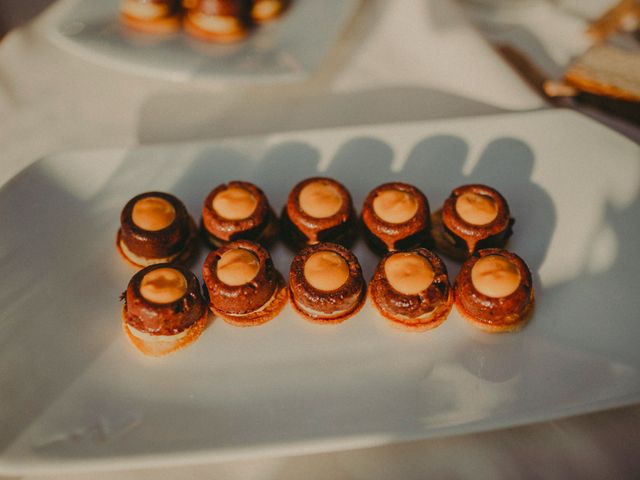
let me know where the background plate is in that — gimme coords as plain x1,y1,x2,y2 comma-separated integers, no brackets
43,0,358,84
1,110,639,475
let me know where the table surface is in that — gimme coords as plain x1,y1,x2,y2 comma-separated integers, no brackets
0,1,639,479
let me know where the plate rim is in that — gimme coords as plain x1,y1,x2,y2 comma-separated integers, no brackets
1,108,639,475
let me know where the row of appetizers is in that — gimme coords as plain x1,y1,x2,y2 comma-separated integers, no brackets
119,0,290,41
121,241,535,356
116,178,515,267
117,177,535,356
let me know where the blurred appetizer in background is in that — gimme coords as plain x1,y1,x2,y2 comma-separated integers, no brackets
289,242,365,324
121,264,209,356
202,240,287,326
454,249,534,333
281,177,357,250
117,191,198,268
201,181,278,248
432,184,513,261
120,0,182,34
361,182,432,254
369,248,452,332
556,44,640,123
537,0,640,124
586,0,639,42
251,0,290,23
563,46,640,103
119,0,294,42
183,0,253,42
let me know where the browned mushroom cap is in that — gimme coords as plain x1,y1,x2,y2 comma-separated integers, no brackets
289,242,365,324
201,181,278,248
202,239,286,326
369,248,452,331
281,177,357,251
361,182,432,254
121,263,209,356
117,191,198,267
123,263,208,335
433,184,513,261
454,248,534,333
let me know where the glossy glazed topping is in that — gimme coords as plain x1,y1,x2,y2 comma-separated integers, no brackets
299,181,343,218
471,254,521,298
217,248,260,286
303,251,349,291
132,196,176,231
455,192,498,225
384,252,434,295
373,189,419,224
139,267,187,304
212,186,258,220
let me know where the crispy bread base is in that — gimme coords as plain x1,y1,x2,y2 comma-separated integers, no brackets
369,287,453,332
289,287,366,325
122,306,210,357
210,273,288,327
455,288,535,333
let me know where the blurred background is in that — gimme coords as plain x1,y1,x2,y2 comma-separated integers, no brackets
0,0,54,36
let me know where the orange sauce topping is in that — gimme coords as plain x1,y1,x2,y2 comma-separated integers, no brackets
213,186,258,220
471,255,521,298
217,248,260,286
304,251,349,291
132,196,176,231
455,192,498,225
373,189,418,224
384,252,434,295
140,268,187,304
299,181,343,218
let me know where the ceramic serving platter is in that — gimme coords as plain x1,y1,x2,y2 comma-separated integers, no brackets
1,110,639,474
43,0,358,84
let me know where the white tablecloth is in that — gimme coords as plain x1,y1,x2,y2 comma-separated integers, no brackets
1,0,639,478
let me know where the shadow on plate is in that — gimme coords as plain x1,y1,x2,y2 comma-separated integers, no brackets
137,86,505,145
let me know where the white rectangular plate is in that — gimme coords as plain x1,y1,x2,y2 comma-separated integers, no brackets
1,110,639,475
43,0,357,84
